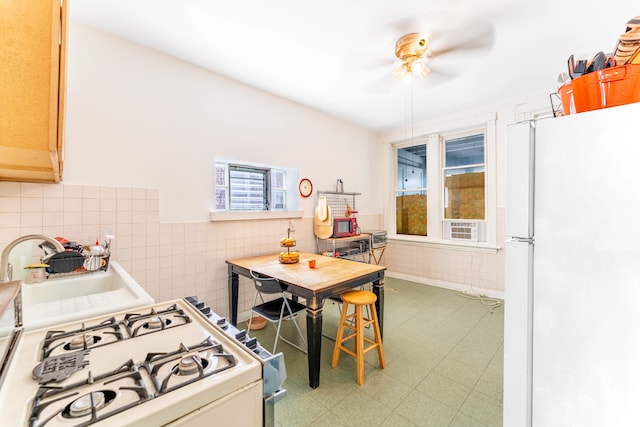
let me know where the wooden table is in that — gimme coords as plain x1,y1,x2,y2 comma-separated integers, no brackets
226,252,386,388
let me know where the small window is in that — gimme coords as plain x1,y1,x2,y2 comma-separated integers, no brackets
215,161,289,211
229,165,269,210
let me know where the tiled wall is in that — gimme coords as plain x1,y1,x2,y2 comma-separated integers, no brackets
0,182,382,320
0,181,503,321
384,208,505,297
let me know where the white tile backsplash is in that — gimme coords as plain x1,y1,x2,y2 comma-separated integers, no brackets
0,197,20,212
0,182,503,320
0,183,320,318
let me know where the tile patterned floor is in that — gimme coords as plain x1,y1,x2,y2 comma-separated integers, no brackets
249,277,504,427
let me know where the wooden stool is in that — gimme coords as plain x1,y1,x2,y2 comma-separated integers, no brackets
331,290,386,384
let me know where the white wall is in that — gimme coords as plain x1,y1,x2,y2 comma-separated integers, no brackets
0,22,386,319
1,22,552,312
63,23,382,223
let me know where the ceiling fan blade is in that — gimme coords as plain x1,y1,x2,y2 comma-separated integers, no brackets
363,76,399,94
386,9,495,56
428,20,495,59
342,58,395,93
387,10,454,37
408,69,456,91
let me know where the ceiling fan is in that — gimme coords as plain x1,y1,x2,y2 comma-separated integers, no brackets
394,33,430,79
360,10,496,92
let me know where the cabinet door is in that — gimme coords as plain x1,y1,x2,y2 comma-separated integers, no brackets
0,0,67,182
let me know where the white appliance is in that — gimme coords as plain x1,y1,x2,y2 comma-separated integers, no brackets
0,300,263,426
504,102,640,426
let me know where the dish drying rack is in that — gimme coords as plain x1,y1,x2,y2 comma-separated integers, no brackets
46,253,111,279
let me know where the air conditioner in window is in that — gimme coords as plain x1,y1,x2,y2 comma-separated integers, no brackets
443,220,486,242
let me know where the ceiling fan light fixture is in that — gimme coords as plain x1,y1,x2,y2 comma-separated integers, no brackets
393,33,430,80
411,58,429,79
393,58,429,81
393,59,410,80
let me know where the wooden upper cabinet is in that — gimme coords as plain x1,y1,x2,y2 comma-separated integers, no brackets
0,0,68,182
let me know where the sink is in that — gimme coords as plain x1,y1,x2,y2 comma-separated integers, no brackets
0,261,154,334
23,264,131,304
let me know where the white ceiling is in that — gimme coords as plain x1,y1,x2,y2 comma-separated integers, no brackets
69,1,638,131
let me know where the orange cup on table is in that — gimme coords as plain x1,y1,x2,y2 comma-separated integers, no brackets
308,259,316,268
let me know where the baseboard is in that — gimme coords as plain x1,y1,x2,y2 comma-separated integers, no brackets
385,271,504,300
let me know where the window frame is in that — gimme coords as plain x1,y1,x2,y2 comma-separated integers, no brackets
394,137,428,236
211,159,301,221
386,113,497,249
442,129,487,221
228,164,271,211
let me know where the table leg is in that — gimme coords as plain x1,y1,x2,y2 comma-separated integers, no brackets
229,267,239,326
306,303,323,388
372,278,384,339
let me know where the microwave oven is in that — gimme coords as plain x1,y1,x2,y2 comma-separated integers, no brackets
333,217,358,238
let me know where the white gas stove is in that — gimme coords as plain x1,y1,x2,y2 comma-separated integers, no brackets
0,300,263,426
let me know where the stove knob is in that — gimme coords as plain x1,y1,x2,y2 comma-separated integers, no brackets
235,330,247,342
245,337,258,350
200,306,211,316
216,317,227,326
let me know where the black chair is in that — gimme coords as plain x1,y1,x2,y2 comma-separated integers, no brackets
248,270,307,353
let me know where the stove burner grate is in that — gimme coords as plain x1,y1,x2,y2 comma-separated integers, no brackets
29,360,150,427
40,317,124,360
123,304,191,338
144,337,236,396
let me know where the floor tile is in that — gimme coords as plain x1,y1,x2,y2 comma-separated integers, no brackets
381,411,419,426
458,390,503,426
416,371,472,411
358,369,415,408
394,389,458,427
448,413,488,427
250,277,505,426
474,370,503,402
329,389,395,426
433,357,484,389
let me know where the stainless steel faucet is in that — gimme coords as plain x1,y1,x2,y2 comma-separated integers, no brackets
1,235,65,328
0,235,65,282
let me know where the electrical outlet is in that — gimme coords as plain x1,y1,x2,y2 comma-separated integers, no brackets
289,219,296,232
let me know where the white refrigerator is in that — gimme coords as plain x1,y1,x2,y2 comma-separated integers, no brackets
504,102,640,427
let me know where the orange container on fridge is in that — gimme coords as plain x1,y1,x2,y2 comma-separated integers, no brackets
558,64,640,115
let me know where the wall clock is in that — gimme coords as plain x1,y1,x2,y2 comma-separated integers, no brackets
298,178,313,198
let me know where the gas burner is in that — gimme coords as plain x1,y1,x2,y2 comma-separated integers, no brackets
176,355,208,376
30,360,151,426
66,334,101,351
144,337,236,395
144,315,171,330
123,304,191,338
63,390,115,418
41,317,124,360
